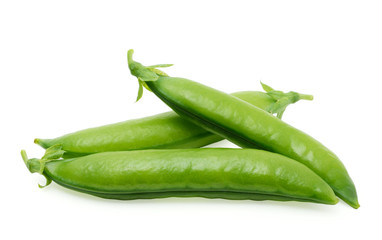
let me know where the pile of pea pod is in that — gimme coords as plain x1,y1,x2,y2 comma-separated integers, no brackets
22,49,359,209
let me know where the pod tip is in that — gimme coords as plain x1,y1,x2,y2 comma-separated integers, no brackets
34,138,50,149
351,202,360,209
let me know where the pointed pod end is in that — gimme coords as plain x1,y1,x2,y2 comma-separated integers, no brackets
34,138,52,149
334,186,360,209
353,203,360,209
321,189,340,205
346,199,360,209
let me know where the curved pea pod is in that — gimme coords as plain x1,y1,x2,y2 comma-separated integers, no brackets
21,146,338,205
35,86,311,158
127,50,359,208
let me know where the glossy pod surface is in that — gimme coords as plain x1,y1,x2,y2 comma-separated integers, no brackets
35,91,277,157
128,51,359,208
24,148,338,204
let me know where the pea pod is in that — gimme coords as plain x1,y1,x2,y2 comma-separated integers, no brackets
35,86,312,158
127,50,359,208
21,146,338,205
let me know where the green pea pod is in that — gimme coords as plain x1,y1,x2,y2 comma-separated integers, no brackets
21,146,338,205
35,86,312,158
127,50,359,209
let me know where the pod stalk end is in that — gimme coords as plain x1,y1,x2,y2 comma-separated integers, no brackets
260,82,314,119
298,93,314,101
127,49,173,102
21,144,65,188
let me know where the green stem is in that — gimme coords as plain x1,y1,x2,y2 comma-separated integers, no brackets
127,50,173,101
21,151,41,174
21,147,62,188
298,93,314,101
277,110,285,119
261,82,314,119
21,150,28,166
127,49,134,65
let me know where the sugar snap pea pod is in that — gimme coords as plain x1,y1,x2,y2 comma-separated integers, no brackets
21,145,338,205
35,84,312,158
127,50,359,208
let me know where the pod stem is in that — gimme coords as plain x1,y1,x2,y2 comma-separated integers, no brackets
21,144,65,188
21,150,29,166
127,49,134,65
260,82,313,119
298,93,314,101
127,49,173,101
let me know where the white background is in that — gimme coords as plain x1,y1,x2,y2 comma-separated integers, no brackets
1,0,381,239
